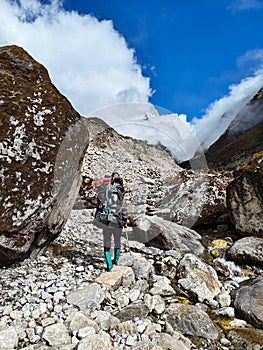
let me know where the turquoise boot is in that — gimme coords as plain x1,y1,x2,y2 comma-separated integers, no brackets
104,251,113,271
112,248,121,265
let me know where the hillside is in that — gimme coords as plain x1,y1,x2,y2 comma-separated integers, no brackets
205,87,263,169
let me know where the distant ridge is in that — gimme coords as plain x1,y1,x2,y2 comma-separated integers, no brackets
181,87,263,170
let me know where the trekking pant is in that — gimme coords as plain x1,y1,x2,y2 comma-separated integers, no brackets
103,227,122,252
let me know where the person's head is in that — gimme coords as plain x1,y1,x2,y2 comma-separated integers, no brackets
111,172,123,187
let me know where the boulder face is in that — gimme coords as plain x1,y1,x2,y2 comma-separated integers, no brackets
0,45,89,265
226,152,263,237
232,276,263,329
156,170,232,228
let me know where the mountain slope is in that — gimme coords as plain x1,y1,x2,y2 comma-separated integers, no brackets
205,87,263,169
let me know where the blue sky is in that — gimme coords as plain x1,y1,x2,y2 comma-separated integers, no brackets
0,0,263,160
63,0,263,119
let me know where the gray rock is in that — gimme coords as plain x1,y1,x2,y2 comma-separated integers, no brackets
144,294,166,314
157,171,230,228
77,333,113,350
0,45,89,265
232,276,263,329
78,326,96,338
95,310,112,330
151,295,166,314
132,343,164,350
226,236,263,266
69,311,98,334
114,301,149,322
126,334,138,346
42,323,71,346
178,253,222,302
132,257,153,279
67,283,105,315
156,332,192,350
119,253,153,279
228,328,263,350
213,307,235,318
95,266,135,290
164,303,219,340
226,153,263,237
134,215,204,256
149,275,175,296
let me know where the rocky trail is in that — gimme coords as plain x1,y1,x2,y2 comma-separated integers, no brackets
1,142,263,350
1,206,263,350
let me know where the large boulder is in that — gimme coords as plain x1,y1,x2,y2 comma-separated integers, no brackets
133,215,204,258
163,304,219,340
177,253,222,302
156,170,232,228
0,45,89,265
226,236,263,267
232,276,263,329
226,152,263,237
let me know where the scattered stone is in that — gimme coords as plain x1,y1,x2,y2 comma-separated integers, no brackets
96,265,135,290
178,253,222,302
232,276,263,329
156,332,192,350
69,311,98,334
149,275,175,296
0,326,19,349
226,236,263,267
77,333,113,350
164,303,219,340
42,323,71,346
114,301,149,322
216,289,231,307
66,283,105,315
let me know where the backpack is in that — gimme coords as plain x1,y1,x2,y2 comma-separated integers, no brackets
94,179,125,228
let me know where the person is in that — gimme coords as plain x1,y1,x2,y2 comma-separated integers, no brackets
95,172,128,271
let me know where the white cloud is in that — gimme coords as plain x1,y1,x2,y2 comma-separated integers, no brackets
192,69,263,150
0,0,151,115
1,0,262,164
89,103,204,164
237,49,263,68
227,0,263,11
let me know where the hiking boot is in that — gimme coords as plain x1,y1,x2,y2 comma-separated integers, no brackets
104,251,113,271
112,248,121,265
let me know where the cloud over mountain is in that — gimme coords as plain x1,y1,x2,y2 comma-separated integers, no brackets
0,0,262,163
0,0,151,114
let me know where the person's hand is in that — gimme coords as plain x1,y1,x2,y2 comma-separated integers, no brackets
123,220,128,228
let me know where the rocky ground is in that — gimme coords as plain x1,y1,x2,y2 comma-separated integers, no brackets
1,121,263,350
0,206,263,350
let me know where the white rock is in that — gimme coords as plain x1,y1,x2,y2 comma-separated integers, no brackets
78,326,96,338
42,323,71,346
10,310,23,320
116,294,130,308
126,334,138,346
0,327,19,349
76,266,85,272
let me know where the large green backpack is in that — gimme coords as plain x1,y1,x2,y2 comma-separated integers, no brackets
94,181,124,227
